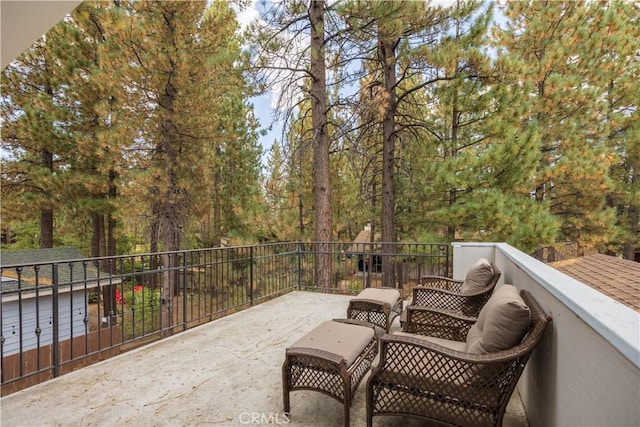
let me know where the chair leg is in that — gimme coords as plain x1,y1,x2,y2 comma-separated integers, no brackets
366,379,374,427
343,371,351,427
343,400,350,427
283,390,290,415
282,361,290,414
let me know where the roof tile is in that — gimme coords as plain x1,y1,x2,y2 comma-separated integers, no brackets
551,254,640,312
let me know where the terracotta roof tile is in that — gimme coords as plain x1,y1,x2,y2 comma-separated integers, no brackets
550,254,640,312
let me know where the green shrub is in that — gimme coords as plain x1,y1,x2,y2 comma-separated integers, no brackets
119,287,161,339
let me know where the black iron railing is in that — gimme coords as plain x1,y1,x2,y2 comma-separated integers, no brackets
0,241,450,394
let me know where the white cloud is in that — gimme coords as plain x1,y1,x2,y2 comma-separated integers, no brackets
428,0,458,7
235,0,261,31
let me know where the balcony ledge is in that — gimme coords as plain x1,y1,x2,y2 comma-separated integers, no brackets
454,242,639,368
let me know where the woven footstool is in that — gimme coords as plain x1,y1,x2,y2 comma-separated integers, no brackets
347,287,403,332
282,319,378,427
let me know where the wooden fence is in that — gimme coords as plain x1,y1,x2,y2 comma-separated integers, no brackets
2,325,122,396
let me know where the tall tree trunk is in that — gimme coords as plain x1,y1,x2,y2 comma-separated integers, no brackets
91,214,104,258
159,75,181,334
40,208,54,249
107,169,117,259
448,47,461,243
107,212,116,276
107,216,116,255
298,192,304,236
448,98,459,242
378,32,397,288
213,146,222,247
39,149,54,248
367,183,377,289
91,213,114,324
310,0,332,289
534,79,547,203
39,76,56,250
150,200,160,291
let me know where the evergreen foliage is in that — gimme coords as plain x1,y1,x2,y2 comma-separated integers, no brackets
1,0,637,259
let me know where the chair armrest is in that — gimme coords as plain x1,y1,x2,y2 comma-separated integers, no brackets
420,276,463,291
371,332,528,386
402,305,475,340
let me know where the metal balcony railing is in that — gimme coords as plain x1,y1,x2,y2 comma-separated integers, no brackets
0,241,450,395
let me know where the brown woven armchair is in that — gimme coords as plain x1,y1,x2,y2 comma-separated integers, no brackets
400,261,501,335
367,287,552,427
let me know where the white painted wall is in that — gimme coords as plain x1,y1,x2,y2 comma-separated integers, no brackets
454,242,640,427
452,244,499,281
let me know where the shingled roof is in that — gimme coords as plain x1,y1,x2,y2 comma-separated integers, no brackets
550,254,640,312
1,248,117,294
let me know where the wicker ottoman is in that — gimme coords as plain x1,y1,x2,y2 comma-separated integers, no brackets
347,287,403,332
282,319,378,427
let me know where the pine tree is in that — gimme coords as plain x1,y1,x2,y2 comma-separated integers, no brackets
263,142,296,240
191,0,264,247
332,0,439,284
496,0,621,253
57,1,131,258
109,0,241,328
246,0,333,287
403,0,559,252
586,1,640,258
1,22,75,248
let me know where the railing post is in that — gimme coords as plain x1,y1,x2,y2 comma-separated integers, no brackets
444,244,450,277
363,245,369,289
182,251,188,331
297,243,303,290
52,263,60,379
249,246,254,305
0,270,4,384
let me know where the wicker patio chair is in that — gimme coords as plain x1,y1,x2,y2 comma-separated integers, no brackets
367,286,552,427
400,259,501,335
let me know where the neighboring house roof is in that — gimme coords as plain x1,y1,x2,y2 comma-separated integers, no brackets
1,248,117,295
551,254,640,312
346,227,381,254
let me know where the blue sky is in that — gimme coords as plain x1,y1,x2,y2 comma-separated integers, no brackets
236,1,283,165
251,92,282,163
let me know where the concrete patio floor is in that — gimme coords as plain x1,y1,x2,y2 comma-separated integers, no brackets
1,291,528,427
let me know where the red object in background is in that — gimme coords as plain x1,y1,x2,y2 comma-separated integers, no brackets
115,285,143,304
